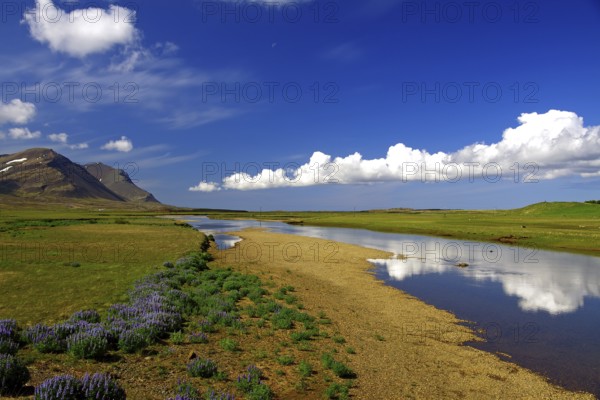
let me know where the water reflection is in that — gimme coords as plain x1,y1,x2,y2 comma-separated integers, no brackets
212,234,242,250
369,247,600,315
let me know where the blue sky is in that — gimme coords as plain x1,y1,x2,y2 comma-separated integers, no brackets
1,0,599,210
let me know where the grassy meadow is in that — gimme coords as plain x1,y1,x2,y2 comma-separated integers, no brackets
0,207,359,399
0,209,203,324
198,202,600,256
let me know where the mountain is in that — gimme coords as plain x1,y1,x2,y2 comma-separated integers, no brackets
84,162,159,203
0,148,159,204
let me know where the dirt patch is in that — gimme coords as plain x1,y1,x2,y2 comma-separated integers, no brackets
497,235,529,244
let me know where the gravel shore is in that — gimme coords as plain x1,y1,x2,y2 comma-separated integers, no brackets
218,228,593,399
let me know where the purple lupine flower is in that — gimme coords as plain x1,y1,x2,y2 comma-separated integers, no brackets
81,373,126,400
245,365,262,380
0,320,17,341
0,338,19,355
26,324,65,353
117,328,149,353
187,358,217,378
107,304,142,320
69,309,101,324
66,326,109,359
188,332,208,344
205,390,236,400
53,321,89,340
172,379,200,400
34,375,82,400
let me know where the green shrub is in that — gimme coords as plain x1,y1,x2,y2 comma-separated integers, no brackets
322,353,356,378
0,354,30,395
331,362,356,379
321,353,335,369
332,335,346,344
0,338,19,355
188,332,208,344
298,361,312,378
276,355,295,366
248,382,273,400
187,358,218,378
171,331,185,345
324,382,350,399
291,330,313,343
174,380,200,399
200,236,212,252
219,338,238,352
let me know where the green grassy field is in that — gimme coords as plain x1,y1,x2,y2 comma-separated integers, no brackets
196,202,600,256
0,208,204,324
0,206,358,399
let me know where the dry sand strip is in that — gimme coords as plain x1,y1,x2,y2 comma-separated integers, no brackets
214,229,593,400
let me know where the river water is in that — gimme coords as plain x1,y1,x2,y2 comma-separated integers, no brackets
184,216,600,397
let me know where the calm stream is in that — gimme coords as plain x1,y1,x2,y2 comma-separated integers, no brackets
184,216,600,397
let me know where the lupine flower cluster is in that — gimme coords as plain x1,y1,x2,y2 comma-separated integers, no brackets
0,320,18,341
34,375,82,400
175,253,211,271
188,331,208,344
0,353,30,395
167,375,237,400
205,390,236,400
197,319,216,333
34,373,126,400
236,365,268,395
66,325,110,359
81,373,126,400
25,324,66,353
25,318,109,356
172,380,200,400
0,320,20,355
187,358,218,378
0,338,19,355
208,310,240,327
69,309,101,324
105,278,189,353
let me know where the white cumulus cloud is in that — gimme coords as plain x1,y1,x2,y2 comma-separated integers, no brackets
48,132,88,149
22,0,138,58
9,127,41,140
101,136,133,152
192,110,600,191
48,132,68,143
189,182,222,193
0,100,36,125
69,143,89,150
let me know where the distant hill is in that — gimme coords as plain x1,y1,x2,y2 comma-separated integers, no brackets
516,201,600,217
0,148,159,204
84,162,159,203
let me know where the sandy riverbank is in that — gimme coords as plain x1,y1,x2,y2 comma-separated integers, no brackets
214,229,593,399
